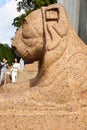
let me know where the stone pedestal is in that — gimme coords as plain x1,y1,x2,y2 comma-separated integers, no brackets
0,102,86,130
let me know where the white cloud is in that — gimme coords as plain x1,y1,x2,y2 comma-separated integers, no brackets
0,0,23,47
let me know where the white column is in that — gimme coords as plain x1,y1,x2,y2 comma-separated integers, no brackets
79,0,87,43
57,0,80,33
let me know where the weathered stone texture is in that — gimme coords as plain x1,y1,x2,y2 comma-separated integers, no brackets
0,3,87,130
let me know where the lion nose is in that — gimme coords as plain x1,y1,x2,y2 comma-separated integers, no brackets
12,40,18,50
11,41,18,53
12,45,16,51
12,44,21,57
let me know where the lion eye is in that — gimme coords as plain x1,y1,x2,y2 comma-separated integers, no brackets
22,19,27,25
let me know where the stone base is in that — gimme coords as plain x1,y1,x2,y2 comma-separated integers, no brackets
0,108,86,130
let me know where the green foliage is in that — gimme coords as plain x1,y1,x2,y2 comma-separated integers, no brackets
16,0,57,12
34,0,57,9
0,43,15,66
13,0,57,28
12,13,27,28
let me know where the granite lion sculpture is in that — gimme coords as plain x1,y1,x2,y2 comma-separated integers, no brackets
12,3,87,108
12,3,87,89
0,4,86,130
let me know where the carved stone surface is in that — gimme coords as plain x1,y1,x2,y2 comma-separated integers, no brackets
0,3,87,130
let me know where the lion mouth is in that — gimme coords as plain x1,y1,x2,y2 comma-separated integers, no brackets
22,49,33,62
22,50,29,59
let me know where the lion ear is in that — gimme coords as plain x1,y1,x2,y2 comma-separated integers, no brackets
41,4,68,51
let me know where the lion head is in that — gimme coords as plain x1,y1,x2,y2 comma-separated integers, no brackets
12,4,70,63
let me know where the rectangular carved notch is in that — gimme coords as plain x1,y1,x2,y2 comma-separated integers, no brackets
45,8,58,21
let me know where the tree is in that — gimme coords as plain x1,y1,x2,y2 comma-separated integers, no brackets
0,43,15,65
12,0,57,28
16,0,57,12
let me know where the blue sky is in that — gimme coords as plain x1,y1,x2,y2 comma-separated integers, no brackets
0,0,23,46
0,0,8,7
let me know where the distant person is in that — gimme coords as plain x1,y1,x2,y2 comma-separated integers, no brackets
19,58,24,70
10,58,20,83
0,58,9,86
